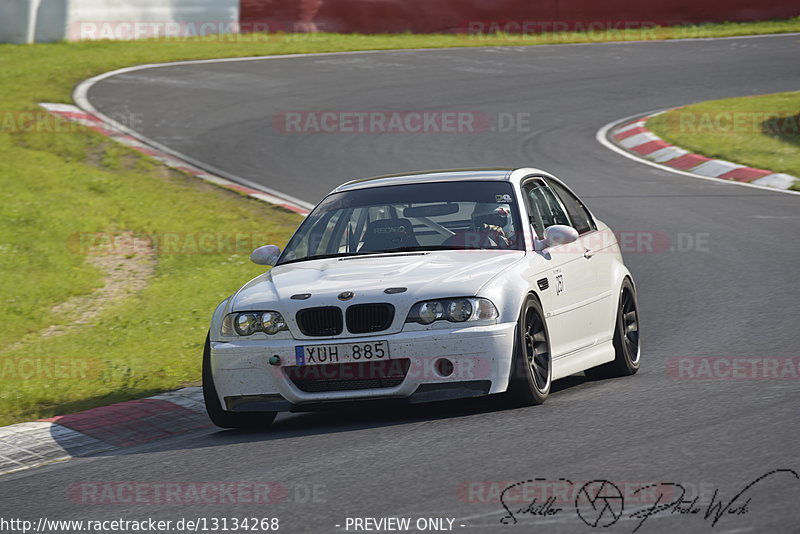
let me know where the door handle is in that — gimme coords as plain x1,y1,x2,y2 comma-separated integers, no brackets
583,248,596,259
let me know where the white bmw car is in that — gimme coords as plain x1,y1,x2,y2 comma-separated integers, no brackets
204,168,640,428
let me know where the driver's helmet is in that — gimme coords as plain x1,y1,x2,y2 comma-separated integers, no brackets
472,203,510,229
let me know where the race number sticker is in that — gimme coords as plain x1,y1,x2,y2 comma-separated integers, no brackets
554,269,565,295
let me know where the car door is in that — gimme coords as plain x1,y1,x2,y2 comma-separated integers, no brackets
522,178,600,358
546,178,616,345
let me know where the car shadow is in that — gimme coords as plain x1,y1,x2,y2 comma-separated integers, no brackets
35,375,594,463
94,374,594,457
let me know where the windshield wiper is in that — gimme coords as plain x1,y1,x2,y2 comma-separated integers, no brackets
278,253,354,266
279,247,446,265
368,246,451,254
339,246,460,258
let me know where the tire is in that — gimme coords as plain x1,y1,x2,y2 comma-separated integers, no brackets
202,333,277,429
508,295,552,406
585,278,641,380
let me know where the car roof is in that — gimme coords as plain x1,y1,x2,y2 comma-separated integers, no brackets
333,168,517,192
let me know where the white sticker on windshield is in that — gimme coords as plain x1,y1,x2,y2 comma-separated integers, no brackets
496,194,512,203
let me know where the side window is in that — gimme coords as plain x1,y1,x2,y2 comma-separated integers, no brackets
524,181,570,238
547,180,596,235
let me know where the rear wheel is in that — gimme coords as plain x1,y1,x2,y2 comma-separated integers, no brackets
585,279,640,380
203,333,276,429
508,296,551,406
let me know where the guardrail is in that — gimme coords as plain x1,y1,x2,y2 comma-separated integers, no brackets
241,0,799,34
2,0,798,44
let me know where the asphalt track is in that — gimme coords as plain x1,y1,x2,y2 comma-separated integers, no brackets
2,35,800,533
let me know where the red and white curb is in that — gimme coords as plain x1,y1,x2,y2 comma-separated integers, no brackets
0,388,207,476
598,111,800,193
39,103,312,216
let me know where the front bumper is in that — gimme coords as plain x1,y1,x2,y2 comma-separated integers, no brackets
210,321,516,411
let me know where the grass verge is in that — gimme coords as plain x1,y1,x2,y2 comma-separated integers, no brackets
2,19,800,426
647,91,800,191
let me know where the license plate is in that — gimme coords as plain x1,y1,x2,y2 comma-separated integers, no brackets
294,341,390,366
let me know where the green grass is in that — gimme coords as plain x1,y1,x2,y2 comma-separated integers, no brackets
648,91,800,191
0,139,303,425
2,19,800,426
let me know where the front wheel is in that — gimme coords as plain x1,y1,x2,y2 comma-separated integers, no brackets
585,278,641,380
507,296,552,406
203,333,276,429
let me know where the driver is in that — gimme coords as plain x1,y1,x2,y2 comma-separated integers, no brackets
470,203,512,248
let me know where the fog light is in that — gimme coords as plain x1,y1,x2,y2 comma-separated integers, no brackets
435,358,454,377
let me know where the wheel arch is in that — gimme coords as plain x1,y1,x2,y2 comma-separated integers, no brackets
477,257,546,325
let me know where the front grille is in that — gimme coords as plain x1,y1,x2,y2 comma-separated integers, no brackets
285,359,411,392
346,303,395,334
296,307,343,336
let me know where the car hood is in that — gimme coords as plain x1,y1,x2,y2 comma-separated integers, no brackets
230,250,525,310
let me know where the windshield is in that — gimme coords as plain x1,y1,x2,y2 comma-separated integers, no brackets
278,181,524,265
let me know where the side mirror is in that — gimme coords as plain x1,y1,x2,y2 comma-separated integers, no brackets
534,225,579,251
250,245,281,266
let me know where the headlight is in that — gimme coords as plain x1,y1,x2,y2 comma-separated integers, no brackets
260,311,286,335
417,301,445,325
447,299,473,322
221,311,288,337
235,313,259,336
406,298,498,325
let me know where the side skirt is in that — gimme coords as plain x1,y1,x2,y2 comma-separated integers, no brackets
552,341,615,380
